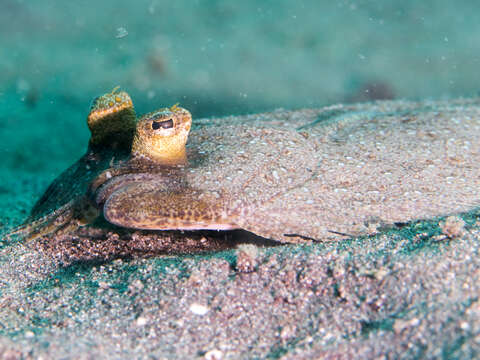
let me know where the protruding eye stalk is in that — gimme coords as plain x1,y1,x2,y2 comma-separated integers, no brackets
132,105,192,166
87,87,136,149
152,119,174,130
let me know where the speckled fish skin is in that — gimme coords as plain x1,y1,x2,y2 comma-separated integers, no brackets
97,127,315,232
98,98,480,243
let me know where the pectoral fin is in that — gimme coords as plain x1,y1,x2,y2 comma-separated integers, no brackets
103,181,239,231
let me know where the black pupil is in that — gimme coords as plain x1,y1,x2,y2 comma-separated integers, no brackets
152,119,174,130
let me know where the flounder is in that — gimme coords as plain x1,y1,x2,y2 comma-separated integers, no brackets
89,100,480,243
12,94,480,245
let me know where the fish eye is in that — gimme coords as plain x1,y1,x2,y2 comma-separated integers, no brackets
152,119,174,130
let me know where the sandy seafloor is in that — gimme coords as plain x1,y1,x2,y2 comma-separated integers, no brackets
1,1,480,359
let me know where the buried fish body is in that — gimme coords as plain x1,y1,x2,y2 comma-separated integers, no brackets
83,99,480,243
13,95,480,244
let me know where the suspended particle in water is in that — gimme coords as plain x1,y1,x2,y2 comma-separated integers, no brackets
116,27,129,39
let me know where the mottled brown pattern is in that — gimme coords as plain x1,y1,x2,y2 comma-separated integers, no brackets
87,98,480,244
11,96,480,246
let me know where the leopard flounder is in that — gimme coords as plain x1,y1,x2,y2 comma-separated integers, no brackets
87,99,480,243
14,94,480,244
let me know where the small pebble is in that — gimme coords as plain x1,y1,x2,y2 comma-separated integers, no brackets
204,349,223,360
393,318,420,334
236,244,259,273
136,316,148,326
189,303,209,316
128,279,144,293
98,281,110,289
439,216,466,239
280,324,296,340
